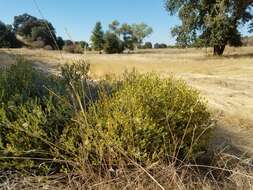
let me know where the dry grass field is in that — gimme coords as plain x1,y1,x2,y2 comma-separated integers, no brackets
1,47,253,156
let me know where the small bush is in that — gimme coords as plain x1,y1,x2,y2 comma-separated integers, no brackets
62,72,212,167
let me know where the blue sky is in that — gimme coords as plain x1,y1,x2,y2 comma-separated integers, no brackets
0,0,251,44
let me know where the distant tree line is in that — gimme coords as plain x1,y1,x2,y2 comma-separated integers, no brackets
90,20,154,53
1,14,158,54
1,13,173,54
2,0,253,57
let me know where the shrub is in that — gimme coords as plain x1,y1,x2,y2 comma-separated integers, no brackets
0,59,212,173
0,20,21,48
103,32,124,54
0,58,92,171
154,43,168,49
62,72,212,167
0,58,53,104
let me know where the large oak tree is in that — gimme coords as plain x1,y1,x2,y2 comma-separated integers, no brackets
166,0,253,55
13,13,57,49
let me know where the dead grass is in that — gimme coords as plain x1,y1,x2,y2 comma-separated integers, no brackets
2,152,253,190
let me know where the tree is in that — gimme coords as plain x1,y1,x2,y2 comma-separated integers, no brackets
13,13,57,49
119,23,135,50
165,0,253,56
13,13,37,34
131,23,153,47
171,26,190,48
79,41,89,49
103,32,124,54
56,36,65,50
109,20,120,35
143,42,153,49
90,22,104,51
0,20,21,48
64,40,73,46
154,43,167,49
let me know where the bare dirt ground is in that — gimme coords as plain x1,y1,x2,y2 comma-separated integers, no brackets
1,47,253,156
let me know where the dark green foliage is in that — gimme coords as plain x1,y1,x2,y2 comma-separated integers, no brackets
90,22,104,51
13,13,57,49
119,23,136,50
56,36,65,50
0,20,21,48
103,32,124,54
79,41,89,49
0,58,94,171
64,40,73,46
165,0,253,55
154,43,167,49
142,42,153,49
0,58,71,170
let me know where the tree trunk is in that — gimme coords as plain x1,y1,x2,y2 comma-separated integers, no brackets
213,45,226,56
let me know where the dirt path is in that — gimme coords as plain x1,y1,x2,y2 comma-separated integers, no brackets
1,48,253,157
181,74,253,156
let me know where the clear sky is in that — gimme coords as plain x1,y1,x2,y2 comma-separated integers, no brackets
0,0,251,44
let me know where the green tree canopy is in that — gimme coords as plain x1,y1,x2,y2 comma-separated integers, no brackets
166,0,253,55
13,13,57,49
103,32,124,54
131,23,153,46
109,20,120,35
79,41,89,49
56,36,65,50
119,23,136,50
90,22,104,51
142,42,153,49
0,20,21,48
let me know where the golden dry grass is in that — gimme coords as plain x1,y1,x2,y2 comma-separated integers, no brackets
0,47,253,156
